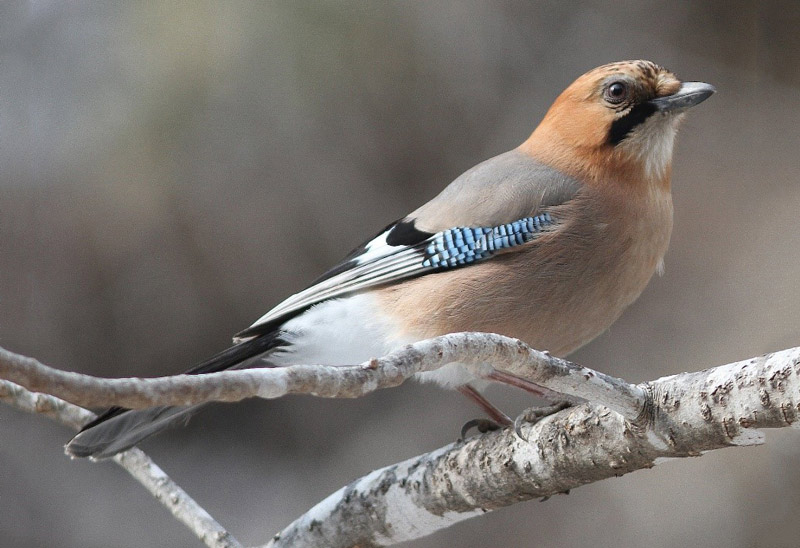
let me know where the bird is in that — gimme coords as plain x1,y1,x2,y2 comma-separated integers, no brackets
66,60,714,459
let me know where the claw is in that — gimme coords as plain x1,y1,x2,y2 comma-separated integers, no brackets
513,414,529,441
460,418,502,441
513,401,572,441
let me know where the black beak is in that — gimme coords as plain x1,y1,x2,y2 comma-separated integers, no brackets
649,82,716,112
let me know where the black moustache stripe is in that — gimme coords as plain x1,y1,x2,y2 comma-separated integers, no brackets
607,102,657,146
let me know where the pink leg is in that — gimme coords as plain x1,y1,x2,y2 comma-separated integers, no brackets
485,370,572,402
457,384,512,426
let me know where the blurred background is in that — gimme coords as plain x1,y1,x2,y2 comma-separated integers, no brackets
1,1,800,547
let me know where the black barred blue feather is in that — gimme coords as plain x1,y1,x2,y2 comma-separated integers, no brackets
422,214,553,269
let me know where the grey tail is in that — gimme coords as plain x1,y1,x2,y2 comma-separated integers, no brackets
65,332,285,459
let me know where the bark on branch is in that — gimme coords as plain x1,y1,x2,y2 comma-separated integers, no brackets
1,335,799,546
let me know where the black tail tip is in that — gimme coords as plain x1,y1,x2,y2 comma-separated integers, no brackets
64,438,106,460
65,428,122,460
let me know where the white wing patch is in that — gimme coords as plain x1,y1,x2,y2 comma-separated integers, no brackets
242,232,427,336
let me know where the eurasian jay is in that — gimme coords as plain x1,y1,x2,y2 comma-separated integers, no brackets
66,60,714,459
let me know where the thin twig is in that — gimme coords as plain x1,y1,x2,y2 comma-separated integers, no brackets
0,379,243,548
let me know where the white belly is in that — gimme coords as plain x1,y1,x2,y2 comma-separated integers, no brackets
269,293,409,367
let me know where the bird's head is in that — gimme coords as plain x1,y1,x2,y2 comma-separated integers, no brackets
521,60,715,189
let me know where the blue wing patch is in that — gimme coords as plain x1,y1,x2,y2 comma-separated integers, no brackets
422,213,554,269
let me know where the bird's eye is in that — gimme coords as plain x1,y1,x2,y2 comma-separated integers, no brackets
604,81,629,104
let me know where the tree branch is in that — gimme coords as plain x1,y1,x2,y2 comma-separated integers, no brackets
3,336,800,546
0,379,243,548
263,347,800,547
0,333,645,418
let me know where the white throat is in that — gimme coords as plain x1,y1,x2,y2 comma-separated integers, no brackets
619,112,684,180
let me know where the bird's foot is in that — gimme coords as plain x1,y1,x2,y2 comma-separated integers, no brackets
513,401,572,441
456,384,513,442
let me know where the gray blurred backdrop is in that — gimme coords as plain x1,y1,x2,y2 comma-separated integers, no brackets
2,2,800,547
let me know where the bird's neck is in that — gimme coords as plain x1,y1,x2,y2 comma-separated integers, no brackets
518,126,673,194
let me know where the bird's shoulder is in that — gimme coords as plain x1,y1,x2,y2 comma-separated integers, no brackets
409,148,582,232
